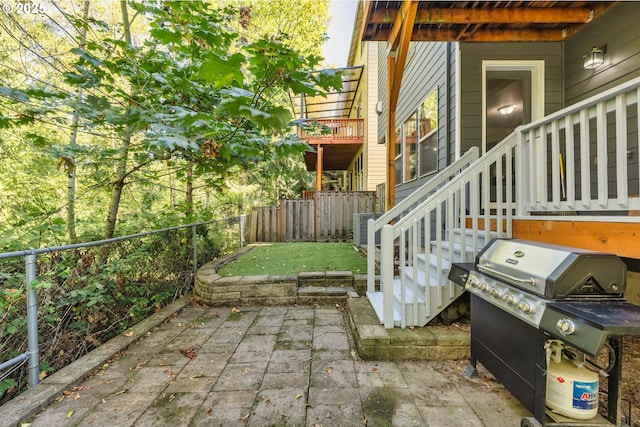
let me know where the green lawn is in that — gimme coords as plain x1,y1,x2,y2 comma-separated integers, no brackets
218,242,368,276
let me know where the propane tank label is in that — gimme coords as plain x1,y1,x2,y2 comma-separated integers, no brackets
572,381,598,410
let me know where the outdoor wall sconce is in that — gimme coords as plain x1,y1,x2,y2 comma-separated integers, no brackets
583,45,606,69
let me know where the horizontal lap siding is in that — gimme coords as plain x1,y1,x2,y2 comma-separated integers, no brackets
564,2,640,105
378,42,451,205
458,42,563,156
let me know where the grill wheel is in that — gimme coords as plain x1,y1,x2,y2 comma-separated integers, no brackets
521,417,543,427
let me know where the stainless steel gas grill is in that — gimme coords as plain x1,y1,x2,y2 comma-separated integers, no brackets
448,238,640,427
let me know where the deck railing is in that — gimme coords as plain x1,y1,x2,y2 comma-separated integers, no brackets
370,75,640,328
298,118,364,142
366,147,480,293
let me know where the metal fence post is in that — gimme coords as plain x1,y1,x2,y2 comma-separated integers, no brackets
192,225,198,276
25,251,40,387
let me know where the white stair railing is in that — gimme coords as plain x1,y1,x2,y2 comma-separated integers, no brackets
379,134,517,327
366,147,480,292
370,75,640,329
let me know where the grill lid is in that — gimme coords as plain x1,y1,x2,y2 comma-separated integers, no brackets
476,239,626,299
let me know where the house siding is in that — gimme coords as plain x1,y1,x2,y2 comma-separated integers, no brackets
377,41,452,202
564,2,640,202
564,2,640,104
365,43,384,191
346,42,384,192
458,42,563,156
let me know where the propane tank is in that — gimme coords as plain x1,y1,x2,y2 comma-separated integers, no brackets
545,340,599,420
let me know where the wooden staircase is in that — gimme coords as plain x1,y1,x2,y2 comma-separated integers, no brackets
366,76,640,329
367,228,496,327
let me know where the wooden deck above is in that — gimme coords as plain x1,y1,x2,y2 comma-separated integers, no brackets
299,118,364,171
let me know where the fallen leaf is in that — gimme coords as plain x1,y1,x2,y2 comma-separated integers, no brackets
207,407,213,416
180,347,198,361
39,371,47,381
123,331,134,337
66,410,74,419
371,367,377,372
231,307,240,313
325,366,333,375
240,413,250,421
295,393,304,400
325,410,332,418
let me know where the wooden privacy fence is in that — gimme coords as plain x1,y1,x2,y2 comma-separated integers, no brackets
248,191,377,243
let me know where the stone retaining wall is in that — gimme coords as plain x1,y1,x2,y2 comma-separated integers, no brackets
194,246,373,307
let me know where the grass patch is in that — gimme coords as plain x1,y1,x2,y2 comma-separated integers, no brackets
218,242,368,276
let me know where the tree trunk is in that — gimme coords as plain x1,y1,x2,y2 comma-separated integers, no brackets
66,0,90,243
103,1,134,239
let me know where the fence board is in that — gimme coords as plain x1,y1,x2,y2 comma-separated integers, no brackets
249,191,376,243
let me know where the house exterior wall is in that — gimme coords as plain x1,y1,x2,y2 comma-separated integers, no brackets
346,43,383,192
458,42,563,156
373,2,640,207
377,41,452,202
364,43,384,191
564,2,640,105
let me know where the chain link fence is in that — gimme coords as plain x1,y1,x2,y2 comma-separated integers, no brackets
0,216,246,405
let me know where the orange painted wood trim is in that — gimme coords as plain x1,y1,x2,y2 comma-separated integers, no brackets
512,219,640,259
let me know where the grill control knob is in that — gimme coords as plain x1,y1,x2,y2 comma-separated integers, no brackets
556,319,576,336
491,288,502,298
479,282,489,292
502,294,517,305
518,301,535,314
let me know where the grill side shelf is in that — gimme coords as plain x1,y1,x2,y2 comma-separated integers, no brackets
540,301,640,356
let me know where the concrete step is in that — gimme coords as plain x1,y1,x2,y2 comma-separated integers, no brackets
348,296,470,360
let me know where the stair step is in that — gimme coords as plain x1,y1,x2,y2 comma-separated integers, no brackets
451,228,498,246
366,290,401,324
392,278,425,303
370,238,472,327
402,265,445,288
417,253,452,271
430,241,475,261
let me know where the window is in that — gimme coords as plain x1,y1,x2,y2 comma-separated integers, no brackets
404,112,418,181
394,87,439,186
394,125,402,185
418,88,438,176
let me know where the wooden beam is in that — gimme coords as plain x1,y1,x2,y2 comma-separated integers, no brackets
412,26,576,42
316,145,323,190
385,1,418,210
385,54,396,211
389,1,417,109
416,7,595,24
368,7,595,26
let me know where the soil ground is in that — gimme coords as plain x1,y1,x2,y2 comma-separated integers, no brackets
620,336,640,426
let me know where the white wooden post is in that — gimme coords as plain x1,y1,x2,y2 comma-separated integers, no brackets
381,225,395,328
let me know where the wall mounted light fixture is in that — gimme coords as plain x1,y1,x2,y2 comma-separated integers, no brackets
583,45,606,69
